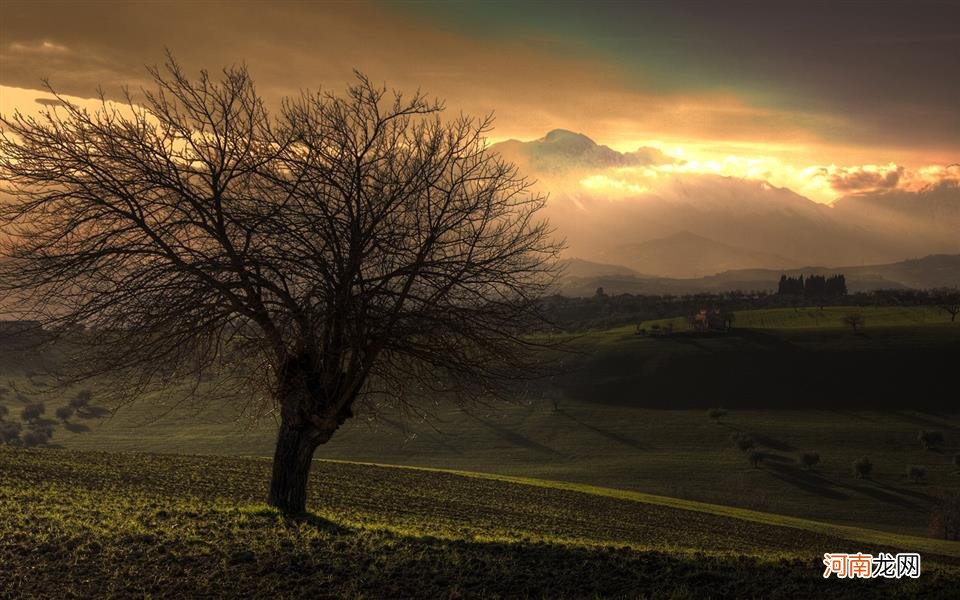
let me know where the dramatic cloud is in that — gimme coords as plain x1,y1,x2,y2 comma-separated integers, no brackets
822,165,904,193
1,0,957,177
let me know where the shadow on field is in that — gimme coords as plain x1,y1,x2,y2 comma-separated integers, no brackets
840,481,923,511
555,408,648,450
751,433,795,452
374,416,465,454
873,481,936,503
293,512,352,535
763,461,933,513
465,413,566,458
764,462,850,500
560,326,960,410
892,411,960,432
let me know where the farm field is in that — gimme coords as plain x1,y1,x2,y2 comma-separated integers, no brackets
2,306,959,538
2,448,959,598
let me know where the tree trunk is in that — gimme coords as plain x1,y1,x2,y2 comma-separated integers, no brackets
267,420,321,515
267,355,354,514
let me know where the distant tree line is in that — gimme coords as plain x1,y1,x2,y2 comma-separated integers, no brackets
539,287,960,331
777,274,847,297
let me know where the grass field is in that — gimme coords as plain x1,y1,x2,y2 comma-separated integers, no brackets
2,448,959,598
2,306,958,540
640,305,954,332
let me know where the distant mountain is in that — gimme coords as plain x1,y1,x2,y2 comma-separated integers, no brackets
606,231,798,278
491,131,960,277
557,254,960,297
491,129,669,173
558,258,642,279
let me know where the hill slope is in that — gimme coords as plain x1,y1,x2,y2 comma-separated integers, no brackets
2,308,959,539
558,254,960,296
607,231,797,278
2,449,958,598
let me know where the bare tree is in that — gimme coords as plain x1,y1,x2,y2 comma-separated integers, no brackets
0,58,561,514
940,303,960,322
840,313,865,334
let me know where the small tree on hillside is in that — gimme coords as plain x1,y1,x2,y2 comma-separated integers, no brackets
841,313,865,334
69,390,93,412
0,420,21,445
800,452,820,471
907,465,927,484
0,57,561,514
732,433,754,452
55,406,74,422
919,430,945,451
707,408,727,423
853,456,874,479
22,425,52,448
940,302,960,323
20,403,44,423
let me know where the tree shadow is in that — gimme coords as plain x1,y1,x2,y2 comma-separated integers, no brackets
873,480,936,503
893,411,959,432
64,421,90,433
758,452,793,464
466,413,565,458
764,462,849,500
378,415,464,455
292,511,352,535
838,481,923,511
77,406,111,419
752,434,795,452
555,409,647,450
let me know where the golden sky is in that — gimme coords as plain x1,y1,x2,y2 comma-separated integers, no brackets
1,1,957,203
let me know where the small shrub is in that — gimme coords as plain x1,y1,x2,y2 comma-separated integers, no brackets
748,450,764,468
0,420,22,445
907,465,927,484
918,430,945,451
55,405,74,422
731,433,754,452
20,402,44,423
800,452,820,471
953,455,960,472
69,389,93,411
22,425,52,447
707,408,727,423
929,491,960,541
841,313,865,333
853,456,873,479
0,404,8,419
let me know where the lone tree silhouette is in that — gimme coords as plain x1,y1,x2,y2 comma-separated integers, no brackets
0,58,561,514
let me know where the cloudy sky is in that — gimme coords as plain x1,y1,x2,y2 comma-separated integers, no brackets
1,0,958,203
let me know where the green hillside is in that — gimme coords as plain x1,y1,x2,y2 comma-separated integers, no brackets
2,306,958,539
2,449,958,598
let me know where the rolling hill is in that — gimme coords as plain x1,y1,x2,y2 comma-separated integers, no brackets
604,230,799,278
3,449,958,598
558,254,960,297
3,307,958,541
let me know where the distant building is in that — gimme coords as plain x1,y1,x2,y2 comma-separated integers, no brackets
690,307,732,332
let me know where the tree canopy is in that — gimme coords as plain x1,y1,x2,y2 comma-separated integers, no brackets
0,58,561,512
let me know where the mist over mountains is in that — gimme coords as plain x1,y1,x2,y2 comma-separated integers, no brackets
491,130,960,280
558,254,960,297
